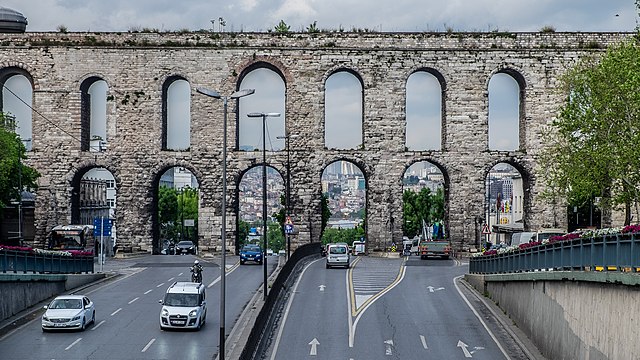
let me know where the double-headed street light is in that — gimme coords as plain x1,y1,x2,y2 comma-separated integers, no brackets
196,86,254,360
276,133,299,260
247,112,281,301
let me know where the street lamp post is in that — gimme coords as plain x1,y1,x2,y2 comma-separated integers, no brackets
195,87,254,360
276,133,299,260
248,112,281,301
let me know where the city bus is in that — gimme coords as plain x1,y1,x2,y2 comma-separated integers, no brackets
47,225,95,254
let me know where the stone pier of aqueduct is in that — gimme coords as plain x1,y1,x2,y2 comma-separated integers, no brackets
0,31,627,253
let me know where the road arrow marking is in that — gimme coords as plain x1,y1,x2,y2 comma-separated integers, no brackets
384,339,394,355
420,335,428,349
457,340,472,358
319,285,326,291
471,346,485,354
427,286,445,293
309,338,320,356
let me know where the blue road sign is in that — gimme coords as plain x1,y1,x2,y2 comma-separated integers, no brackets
284,223,294,234
93,218,113,237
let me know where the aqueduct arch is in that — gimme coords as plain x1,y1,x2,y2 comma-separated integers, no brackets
0,31,629,252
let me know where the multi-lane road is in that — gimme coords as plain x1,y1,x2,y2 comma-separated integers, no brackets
0,253,536,359
0,254,276,360
266,255,531,359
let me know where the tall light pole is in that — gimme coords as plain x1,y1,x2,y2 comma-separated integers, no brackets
276,133,299,260
195,87,254,360
248,112,280,301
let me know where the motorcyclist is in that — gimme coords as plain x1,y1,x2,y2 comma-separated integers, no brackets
191,260,203,283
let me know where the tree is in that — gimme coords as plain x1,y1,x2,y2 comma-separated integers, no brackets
158,185,179,241
0,116,39,209
238,220,250,247
267,222,285,251
402,187,445,238
274,20,290,34
320,193,331,233
541,36,640,225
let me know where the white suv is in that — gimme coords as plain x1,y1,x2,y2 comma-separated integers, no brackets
159,282,207,330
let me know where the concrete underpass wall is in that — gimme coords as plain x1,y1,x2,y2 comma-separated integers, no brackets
465,273,640,360
0,274,105,323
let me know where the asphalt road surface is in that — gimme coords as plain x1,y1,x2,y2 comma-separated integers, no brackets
0,254,277,360
266,255,530,360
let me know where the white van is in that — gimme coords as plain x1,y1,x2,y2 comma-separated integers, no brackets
352,241,365,256
326,243,350,269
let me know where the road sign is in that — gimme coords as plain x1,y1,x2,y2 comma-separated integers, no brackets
285,216,293,225
481,223,491,235
93,218,113,237
284,223,294,234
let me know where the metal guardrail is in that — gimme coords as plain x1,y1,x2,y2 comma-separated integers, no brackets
240,242,320,360
0,250,94,274
469,233,640,274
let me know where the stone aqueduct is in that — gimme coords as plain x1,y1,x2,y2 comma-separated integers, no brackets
0,31,628,253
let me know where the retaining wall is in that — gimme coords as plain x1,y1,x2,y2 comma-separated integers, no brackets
465,272,640,360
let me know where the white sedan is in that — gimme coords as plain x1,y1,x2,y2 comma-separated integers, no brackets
42,295,95,331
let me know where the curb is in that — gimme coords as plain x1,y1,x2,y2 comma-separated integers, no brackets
222,255,285,360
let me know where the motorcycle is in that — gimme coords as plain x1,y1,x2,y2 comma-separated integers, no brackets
190,265,203,283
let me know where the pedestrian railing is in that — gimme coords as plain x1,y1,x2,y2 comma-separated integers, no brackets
0,249,94,274
469,233,639,274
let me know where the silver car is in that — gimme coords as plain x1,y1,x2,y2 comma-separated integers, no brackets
326,244,350,269
42,295,95,331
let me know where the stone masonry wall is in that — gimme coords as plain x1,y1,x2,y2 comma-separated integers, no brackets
0,31,631,252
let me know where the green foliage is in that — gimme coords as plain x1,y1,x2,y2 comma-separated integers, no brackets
267,222,285,251
320,194,331,233
402,187,445,238
542,37,640,224
0,116,40,208
272,194,286,236
157,185,199,241
238,220,250,246
274,20,291,34
307,21,320,33
321,226,365,246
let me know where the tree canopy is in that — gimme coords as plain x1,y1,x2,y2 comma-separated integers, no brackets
0,115,39,208
402,187,445,238
542,36,640,224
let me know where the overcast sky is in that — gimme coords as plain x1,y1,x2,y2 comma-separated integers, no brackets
3,0,637,33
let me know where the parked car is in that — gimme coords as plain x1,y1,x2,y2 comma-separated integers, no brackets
42,295,95,332
159,282,207,330
326,243,350,269
175,240,197,255
240,244,263,265
266,249,274,256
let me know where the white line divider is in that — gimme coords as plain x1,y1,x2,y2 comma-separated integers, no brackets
144,289,153,294
110,308,122,316
156,283,165,288
141,338,156,352
65,338,82,350
91,320,106,331
128,297,139,304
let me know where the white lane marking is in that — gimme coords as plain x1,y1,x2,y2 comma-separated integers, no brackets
167,277,175,282
141,338,156,352
349,266,406,347
269,258,322,360
156,283,165,288
420,335,428,349
309,338,320,356
384,339,394,355
457,340,473,358
91,320,106,331
454,275,510,360
207,262,240,288
144,289,153,294
128,297,139,304
178,272,183,276
110,308,122,316
65,337,82,350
